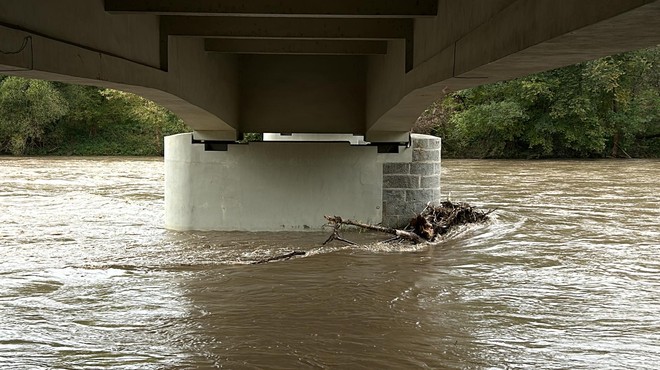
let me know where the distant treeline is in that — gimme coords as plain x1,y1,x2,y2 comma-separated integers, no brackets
0,77,188,156
415,45,660,158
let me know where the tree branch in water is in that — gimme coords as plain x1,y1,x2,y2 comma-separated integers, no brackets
252,251,306,265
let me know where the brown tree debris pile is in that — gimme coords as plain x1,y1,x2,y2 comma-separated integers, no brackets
324,201,494,245
251,201,493,264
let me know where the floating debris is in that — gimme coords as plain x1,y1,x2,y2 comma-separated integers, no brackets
324,201,494,245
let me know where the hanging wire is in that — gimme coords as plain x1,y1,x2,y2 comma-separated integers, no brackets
0,36,33,72
0,35,31,55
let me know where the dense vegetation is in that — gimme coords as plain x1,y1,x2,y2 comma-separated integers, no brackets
0,46,658,158
415,46,660,158
0,76,188,156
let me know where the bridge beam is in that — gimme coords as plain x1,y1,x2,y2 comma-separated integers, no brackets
160,16,414,71
366,0,660,137
105,0,438,18
204,39,388,55
161,17,412,43
3,0,658,141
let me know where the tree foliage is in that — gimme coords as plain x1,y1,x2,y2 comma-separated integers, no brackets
0,77,68,155
416,45,660,158
0,78,189,156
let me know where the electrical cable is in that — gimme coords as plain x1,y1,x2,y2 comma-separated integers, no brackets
0,35,33,72
0,35,31,55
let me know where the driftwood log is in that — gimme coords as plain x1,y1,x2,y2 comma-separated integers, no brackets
324,215,424,244
252,251,306,264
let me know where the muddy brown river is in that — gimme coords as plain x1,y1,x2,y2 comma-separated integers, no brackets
1,157,658,369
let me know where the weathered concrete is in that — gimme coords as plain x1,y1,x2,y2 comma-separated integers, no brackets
1,1,658,141
238,55,366,134
165,133,440,231
166,134,373,230
368,1,660,136
165,134,440,231
105,0,439,18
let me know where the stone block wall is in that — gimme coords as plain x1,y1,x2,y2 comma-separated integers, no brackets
382,134,441,228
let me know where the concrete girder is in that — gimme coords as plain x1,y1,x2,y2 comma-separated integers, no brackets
2,0,659,141
104,0,438,18
0,22,238,137
452,0,657,77
204,39,388,56
0,0,161,68
160,16,414,71
0,27,32,72
366,0,660,137
237,55,367,135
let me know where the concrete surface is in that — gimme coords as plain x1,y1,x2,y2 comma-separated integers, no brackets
165,133,439,231
1,1,658,141
165,133,385,231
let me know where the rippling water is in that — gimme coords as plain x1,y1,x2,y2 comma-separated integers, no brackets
1,157,658,369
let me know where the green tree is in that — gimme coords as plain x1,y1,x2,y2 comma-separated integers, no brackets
32,83,189,156
582,47,659,157
0,77,68,155
99,89,188,155
0,76,190,156
417,45,660,158
57,84,112,137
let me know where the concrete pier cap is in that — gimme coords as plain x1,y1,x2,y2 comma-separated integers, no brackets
164,133,440,231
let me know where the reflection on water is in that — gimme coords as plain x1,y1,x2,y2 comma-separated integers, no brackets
1,157,659,369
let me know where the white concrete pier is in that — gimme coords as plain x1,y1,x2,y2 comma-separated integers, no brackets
165,133,440,231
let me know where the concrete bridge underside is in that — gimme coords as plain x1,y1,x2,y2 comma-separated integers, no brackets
1,0,659,143
2,1,659,231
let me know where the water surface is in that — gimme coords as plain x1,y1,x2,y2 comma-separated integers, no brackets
1,157,658,369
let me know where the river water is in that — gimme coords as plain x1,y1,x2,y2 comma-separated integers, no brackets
0,157,658,369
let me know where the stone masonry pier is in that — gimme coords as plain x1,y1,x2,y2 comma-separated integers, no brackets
383,135,442,227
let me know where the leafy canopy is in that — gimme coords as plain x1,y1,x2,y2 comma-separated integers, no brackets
416,45,660,158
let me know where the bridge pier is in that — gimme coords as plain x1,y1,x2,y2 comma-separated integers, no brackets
164,133,440,231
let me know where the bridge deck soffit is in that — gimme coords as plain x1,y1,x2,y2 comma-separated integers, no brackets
104,0,439,18
102,0,434,72
3,1,657,140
